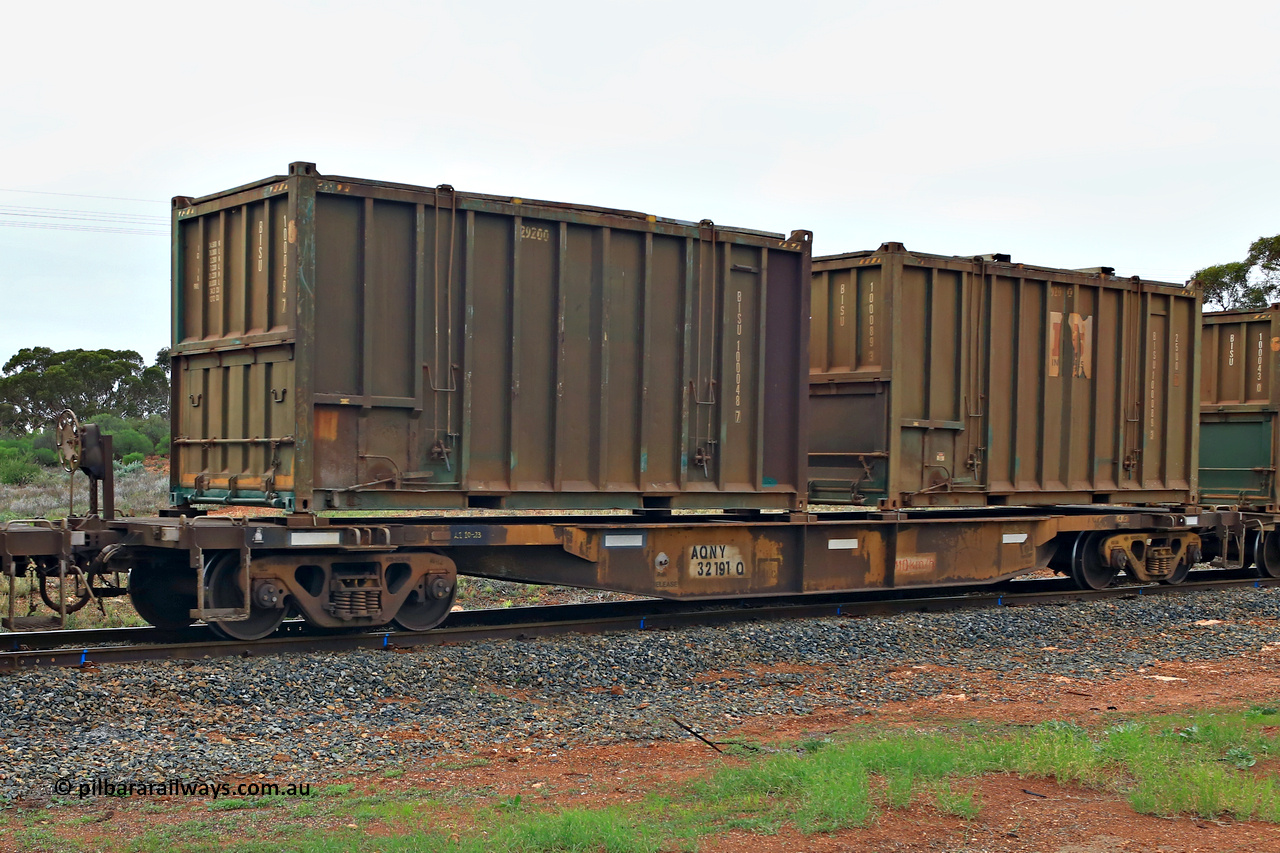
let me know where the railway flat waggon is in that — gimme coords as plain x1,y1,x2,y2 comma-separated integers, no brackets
809,244,1201,509
1,167,1275,644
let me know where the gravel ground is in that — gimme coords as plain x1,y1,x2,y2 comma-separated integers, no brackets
1,586,1277,802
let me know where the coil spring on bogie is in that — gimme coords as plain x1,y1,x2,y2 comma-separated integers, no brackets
1148,548,1175,577
331,589,382,619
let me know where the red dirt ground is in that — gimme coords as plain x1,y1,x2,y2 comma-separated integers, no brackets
17,650,1280,852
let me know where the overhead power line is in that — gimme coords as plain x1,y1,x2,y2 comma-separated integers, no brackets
0,200,170,237
0,187,165,204
0,221,166,236
0,204,168,225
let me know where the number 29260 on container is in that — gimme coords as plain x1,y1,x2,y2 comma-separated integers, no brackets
169,163,812,513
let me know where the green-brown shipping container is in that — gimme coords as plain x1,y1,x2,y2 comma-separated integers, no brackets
169,163,811,512
1200,307,1280,510
809,243,1201,508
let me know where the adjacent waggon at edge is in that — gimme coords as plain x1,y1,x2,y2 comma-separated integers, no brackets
809,243,1202,508
1198,306,1280,575
1200,306,1280,512
170,162,811,513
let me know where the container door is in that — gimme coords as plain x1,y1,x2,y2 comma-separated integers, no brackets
172,192,297,506
894,261,981,499
310,190,463,499
808,260,891,502
1200,415,1274,505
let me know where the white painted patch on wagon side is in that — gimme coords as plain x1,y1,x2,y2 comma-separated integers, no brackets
1002,533,1028,544
827,538,859,550
291,531,342,546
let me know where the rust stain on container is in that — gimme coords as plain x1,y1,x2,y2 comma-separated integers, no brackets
169,163,810,512
809,243,1201,508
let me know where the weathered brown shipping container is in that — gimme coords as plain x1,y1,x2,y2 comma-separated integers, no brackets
809,243,1201,507
1199,307,1280,510
170,163,811,512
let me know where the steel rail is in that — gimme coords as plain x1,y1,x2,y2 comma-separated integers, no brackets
2,570,1277,672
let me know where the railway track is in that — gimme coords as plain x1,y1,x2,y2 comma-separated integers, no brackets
2,570,1277,672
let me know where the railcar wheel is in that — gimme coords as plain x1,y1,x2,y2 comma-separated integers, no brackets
1070,531,1117,591
128,560,196,629
393,576,456,632
204,553,286,641
1160,558,1191,585
1254,530,1280,579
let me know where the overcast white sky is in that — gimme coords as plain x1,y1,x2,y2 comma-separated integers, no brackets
1,0,1277,367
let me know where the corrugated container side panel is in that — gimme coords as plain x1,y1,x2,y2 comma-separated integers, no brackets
1018,282,1046,490
514,214,558,491
180,218,202,342
468,211,516,491
1144,310,1168,489
605,229,643,489
761,243,808,493
1221,321,1244,403
266,353,295,491
810,266,879,375
646,237,685,490
1245,321,1267,402
313,195,362,395
929,268,961,425
893,265,964,494
556,222,600,490
174,363,199,485
685,238,718,489
1051,281,1074,490
203,214,222,340
370,200,417,400
1170,292,1197,489
985,275,1016,491
809,271,829,373
1243,319,1267,402
1092,287,1122,490
859,266,884,370
248,204,267,331
1068,282,1092,490
311,194,362,492
1210,323,1229,401
271,197,290,331
363,199,418,494
1066,284,1094,489
897,267,927,420
1203,316,1270,405
223,209,244,336
422,204,465,486
722,248,759,490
